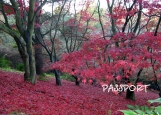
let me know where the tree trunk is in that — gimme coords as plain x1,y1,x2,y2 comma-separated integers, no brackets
50,55,62,85
135,69,143,84
34,29,44,75
24,30,36,84
14,38,30,81
35,47,43,75
34,0,44,75
14,36,34,82
23,50,30,81
54,69,62,86
27,43,36,84
72,75,80,86
126,88,135,101
26,0,37,84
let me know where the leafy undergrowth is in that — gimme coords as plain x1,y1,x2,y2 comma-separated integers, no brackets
0,70,159,115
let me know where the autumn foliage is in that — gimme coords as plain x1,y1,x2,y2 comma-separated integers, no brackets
51,32,161,84
50,0,161,87
0,70,158,115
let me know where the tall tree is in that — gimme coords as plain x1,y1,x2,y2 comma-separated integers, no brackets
34,0,44,75
35,0,97,85
0,0,47,84
34,0,69,85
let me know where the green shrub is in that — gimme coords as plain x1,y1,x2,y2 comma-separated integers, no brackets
16,63,24,71
0,55,11,69
44,72,75,82
119,98,161,115
12,43,18,48
107,110,112,115
60,73,75,82
9,111,26,115
44,73,54,77
38,74,48,81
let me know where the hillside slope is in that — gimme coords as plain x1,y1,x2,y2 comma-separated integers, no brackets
0,70,158,115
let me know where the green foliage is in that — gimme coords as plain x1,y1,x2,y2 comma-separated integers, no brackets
7,42,17,48
107,110,112,115
119,110,137,115
44,73,54,77
16,63,24,71
43,73,75,82
38,74,48,81
9,111,26,115
60,73,75,82
148,98,161,104
12,43,18,48
0,55,11,69
43,72,75,82
119,98,161,115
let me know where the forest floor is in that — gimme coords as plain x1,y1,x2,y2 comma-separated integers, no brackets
0,70,159,115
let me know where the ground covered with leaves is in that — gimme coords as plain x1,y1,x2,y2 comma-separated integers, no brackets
0,70,159,115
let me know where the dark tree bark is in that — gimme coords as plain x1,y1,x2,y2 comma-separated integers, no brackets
125,79,135,101
35,46,44,75
54,69,62,86
33,0,44,75
34,28,44,75
126,88,135,101
135,69,143,84
72,75,80,86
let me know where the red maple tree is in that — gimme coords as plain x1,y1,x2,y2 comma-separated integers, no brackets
51,0,161,100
